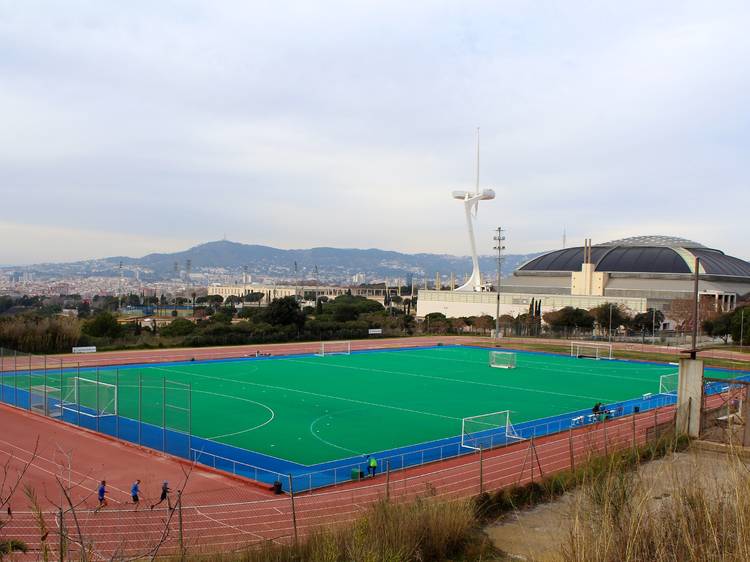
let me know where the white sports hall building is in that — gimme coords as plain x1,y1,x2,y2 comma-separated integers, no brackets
417,235,750,329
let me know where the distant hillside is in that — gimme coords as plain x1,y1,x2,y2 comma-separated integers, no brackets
5,240,543,283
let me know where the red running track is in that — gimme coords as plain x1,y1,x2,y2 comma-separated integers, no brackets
0,397,677,559
0,336,688,558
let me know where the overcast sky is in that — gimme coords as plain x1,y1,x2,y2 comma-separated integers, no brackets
1,1,749,265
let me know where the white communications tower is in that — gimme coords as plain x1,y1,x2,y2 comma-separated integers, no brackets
452,128,495,291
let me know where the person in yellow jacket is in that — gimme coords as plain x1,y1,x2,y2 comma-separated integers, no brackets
367,455,377,477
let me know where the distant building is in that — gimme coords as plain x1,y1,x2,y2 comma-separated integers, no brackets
207,283,390,304
417,236,750,328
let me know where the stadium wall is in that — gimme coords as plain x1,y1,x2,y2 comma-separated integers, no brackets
416,289,648,319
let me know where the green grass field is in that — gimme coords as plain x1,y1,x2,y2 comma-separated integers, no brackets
32,345,682,466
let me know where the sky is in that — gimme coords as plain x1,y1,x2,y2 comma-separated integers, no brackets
1,0,749,265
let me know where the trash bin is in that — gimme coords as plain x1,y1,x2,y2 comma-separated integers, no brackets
351,468,363,481
272,480,283,494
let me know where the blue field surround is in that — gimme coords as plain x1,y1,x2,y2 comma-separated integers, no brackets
1,344,748,492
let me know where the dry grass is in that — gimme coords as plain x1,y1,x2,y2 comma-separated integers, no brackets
558,449,750,562
178,496,493,562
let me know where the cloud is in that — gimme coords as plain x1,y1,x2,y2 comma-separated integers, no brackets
0,0,748,263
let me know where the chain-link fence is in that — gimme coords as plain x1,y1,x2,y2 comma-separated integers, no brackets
1,345,683,495
0,347,194,461
700,376,750,446
0,406,676,560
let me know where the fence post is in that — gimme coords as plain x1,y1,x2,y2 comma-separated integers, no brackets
530,436,535,483
568,427,575,470
59,359,63,419
177,490,184,560
654,406,658,434
138,373,142,445
603,416,608,456
14,350,17,406
95,368,100,432
76,364,81,426
188,383,193,457
162,377,166,452
385,460,390,501
479,447,484,494
115,369,120,439
288,474,299,545
58,506,65,562
632,411,637,450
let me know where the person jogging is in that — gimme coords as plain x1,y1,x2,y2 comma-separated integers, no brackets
151,481,172,510
131,480,141,510
95,480,108,512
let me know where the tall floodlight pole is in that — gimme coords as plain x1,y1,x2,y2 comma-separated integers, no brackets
453,128,495,292
493,227,506,339
608,304,613,344
740,308,745,353
690,257,701,359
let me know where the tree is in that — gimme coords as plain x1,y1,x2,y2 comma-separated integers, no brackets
211,309,234,324
225,295,242,305
543,307,595,331
263,296,305,328
589,303,632,335
82,312,122,339
403,298,412,315
703,312,732,343
473,315,495,334
630,308,665,335
245,292,265,305
76,301,91,318
333,304,359,322
206,295,224,305
159,318,196,337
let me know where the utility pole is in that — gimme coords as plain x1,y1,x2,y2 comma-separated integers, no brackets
740,308,745,353
493,227,506,339
690,257,700,359
117,261,123,309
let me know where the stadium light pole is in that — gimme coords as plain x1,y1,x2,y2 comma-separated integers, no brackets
493,227,506,339
608,304,613,344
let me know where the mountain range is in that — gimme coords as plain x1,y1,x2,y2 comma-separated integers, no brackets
3,240,544,284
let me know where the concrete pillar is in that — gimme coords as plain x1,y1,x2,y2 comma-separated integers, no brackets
676,358,704,437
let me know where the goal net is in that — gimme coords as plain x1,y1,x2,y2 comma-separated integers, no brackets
62,377,118,417
316,341,352,357
570,342,613,360
489,351,517,369
659,373,679,396
29,385,62,418
461,410,525,450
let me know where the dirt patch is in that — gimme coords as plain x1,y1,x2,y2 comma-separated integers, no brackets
485,446,749,560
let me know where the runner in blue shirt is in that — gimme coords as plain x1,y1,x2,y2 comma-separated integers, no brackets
95,480,108,512
131,480,141,510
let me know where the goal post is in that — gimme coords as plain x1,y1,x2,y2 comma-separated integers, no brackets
570,342,613,360
659,373,679,396
461,410,525,450
315,341,352,357
62,376,118,417
489,351,517,369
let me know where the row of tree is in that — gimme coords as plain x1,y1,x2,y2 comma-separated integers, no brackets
703,306,750,345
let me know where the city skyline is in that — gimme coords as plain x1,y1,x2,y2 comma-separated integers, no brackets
2,1,749,264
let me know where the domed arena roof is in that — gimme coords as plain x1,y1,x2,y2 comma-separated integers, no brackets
518,235,750,278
